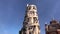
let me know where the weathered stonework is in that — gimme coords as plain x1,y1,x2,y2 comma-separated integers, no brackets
45,20,60,34
19,4,40,34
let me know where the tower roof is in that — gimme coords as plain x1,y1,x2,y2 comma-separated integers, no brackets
27,4,36,7
50,20,58,24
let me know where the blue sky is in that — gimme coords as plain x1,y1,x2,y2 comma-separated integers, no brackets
0,0,60,34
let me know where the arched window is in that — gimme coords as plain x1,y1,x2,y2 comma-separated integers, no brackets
29,31,32,34
29,26,33,30
33,17,38,23
29,11,35,15
33,6,36,10
26,17,31,23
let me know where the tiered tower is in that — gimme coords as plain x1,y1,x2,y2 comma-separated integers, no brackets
19,4,40,34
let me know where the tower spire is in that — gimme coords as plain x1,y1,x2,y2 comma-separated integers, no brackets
52,17,55,20
19,4,40,34
27,4,29,7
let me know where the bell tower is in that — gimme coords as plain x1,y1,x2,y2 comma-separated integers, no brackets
19,4,40,34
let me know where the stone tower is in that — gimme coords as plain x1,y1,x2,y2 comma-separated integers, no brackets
19,4,40,34
45,20,60,34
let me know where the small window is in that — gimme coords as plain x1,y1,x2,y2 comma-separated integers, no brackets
29,27,31,30
33,25,36,30
29,32,32,34
24,22,28,25
26,17,31,22
29,11,35,15
28,6,31,10
29,11,33,14
32,11,35,15
33,6,36,10
29,26,33,30
23,28,26,31
27,18,29,22
33,17,38,23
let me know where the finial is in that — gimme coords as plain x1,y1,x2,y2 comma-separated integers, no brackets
27,4,29,7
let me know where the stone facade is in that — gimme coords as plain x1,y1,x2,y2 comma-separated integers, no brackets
45,20,60,34
19,4,40,34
